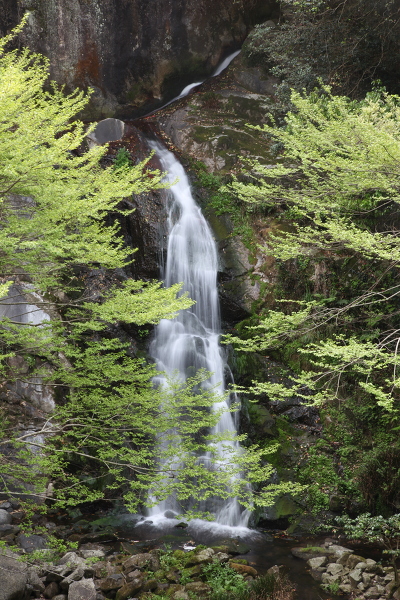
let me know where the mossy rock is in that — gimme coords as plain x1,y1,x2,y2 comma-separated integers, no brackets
229,558,248,565
181,564,203,579
173,549,187,562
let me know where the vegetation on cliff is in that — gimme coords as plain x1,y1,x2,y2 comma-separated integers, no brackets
223,82,400,517
244,0,400,108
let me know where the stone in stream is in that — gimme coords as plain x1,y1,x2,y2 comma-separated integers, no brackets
326,562,343,576
229,563,258,577
291,547,334,561
307,556,327,569
347,554,368,569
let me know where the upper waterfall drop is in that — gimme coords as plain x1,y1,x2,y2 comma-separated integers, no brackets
148,140,249,528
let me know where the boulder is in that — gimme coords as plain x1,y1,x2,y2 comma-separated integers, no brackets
44,581,60,598
393,587,400,600
185,582,211,595
60,567,87,591
213,540,250,555
68,578,96,600
362,572,372,586
229,563,258,577
386,580,398,595
142,579,158,592
291,547,334,561
339,583,352,593
326,563,343,576
349,568,363,587
337,552,352,565
98,573,124,592
0,550,30,600
310,568,325,581
173,592,189,600
364,587,382,599
17,533,47,553
307,556,327,569
213,552,229,563
0,510,12,525
28,568,45,594
115,579,144,600
326,544,352,558
187,548,214,565
79,549,105,560
123,552,152,571
59,552,86,568
347,554,367,569
86,119,125,147
321,573,340,585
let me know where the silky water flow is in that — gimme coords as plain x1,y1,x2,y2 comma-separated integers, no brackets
147,141,249,528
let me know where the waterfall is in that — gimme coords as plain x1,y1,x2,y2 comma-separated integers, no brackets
143,50,241,116
148,141,249,528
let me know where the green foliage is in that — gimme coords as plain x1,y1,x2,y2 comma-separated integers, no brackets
113,147,133,169
208,572,296,600
243,0,400,108
321,581,340,595
227,86,400,413
202,562,248,599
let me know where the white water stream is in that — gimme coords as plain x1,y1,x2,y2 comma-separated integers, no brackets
147,142,249,528
145,50,241,115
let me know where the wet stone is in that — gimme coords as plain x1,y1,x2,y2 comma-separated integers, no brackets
307,556,327,569
347,554,367,569
362,572,372,586
349,568,363,586
213,552,229,563
339,584,352,593
326,563,343,576
310,568,325,581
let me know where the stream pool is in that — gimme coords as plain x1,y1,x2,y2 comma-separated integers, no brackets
104,515,333,600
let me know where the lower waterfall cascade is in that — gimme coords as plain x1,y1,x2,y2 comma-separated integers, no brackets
147,140,250,529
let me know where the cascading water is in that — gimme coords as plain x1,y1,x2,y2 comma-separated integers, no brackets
148,141,249,528
144,50,241,116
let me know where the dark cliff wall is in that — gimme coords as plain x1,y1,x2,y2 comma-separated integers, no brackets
1,0,278,118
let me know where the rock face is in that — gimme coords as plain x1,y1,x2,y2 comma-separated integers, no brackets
1,0,278,118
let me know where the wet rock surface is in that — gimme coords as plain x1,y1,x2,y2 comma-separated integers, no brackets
0,0,278,119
